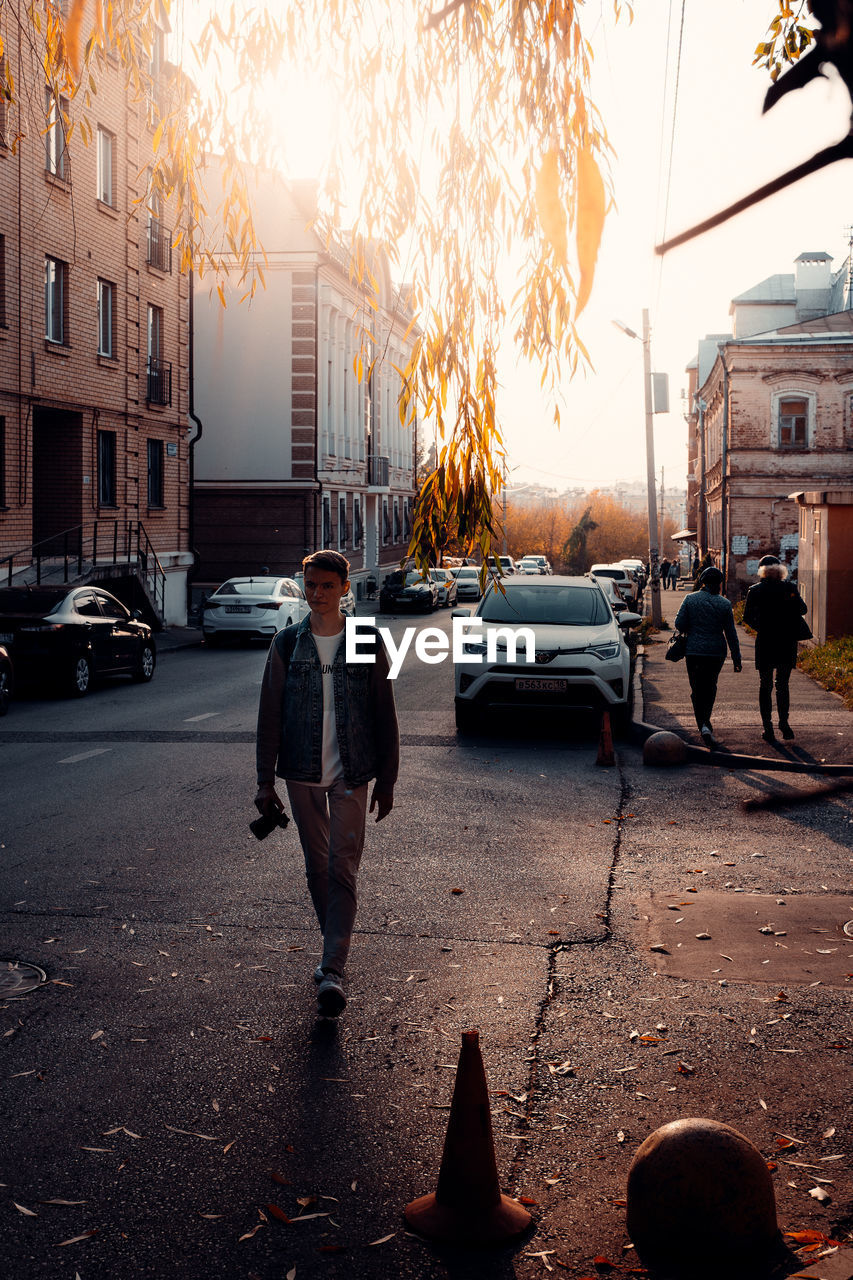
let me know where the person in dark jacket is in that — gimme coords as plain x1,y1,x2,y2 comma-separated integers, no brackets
743,555,808,742
659,557,671,589
255,550,399,1018
674,566,742,749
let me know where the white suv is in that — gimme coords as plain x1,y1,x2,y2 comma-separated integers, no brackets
453,575,641,734
589,563,638,605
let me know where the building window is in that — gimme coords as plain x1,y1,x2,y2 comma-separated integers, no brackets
403,498,412,538
393,499,401,541
778,396,808,449
97,128,114,205
147,304,171,405
146,186,172,273
45,88,69,179
382,499,390,545
338,495,348,550
97,279,114,357
0,234,6,326
0,416,5,508
353,496,362,549
98,430,116,507
44,256,66,344
147,439,164,508
0,56,7,147
322,494,331,548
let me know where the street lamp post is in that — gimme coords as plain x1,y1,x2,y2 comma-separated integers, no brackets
613,310,662,627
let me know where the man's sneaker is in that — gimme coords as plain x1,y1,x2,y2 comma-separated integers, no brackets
779,722,795,740
317,970,346,1018
313,965,325,985
700,724,719,750
761,727,776,744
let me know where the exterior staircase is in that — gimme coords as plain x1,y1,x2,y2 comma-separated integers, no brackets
1,520,168,630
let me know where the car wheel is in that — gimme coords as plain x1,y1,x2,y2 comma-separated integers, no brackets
69,654,92,697
0,664,12,716
455,700,481,734
133,642,156,682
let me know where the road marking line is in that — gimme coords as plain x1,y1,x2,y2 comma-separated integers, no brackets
59,749,112,765
183,712,221,723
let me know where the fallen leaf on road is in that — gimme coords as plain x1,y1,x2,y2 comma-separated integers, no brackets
822,1126,836,1139
677,1062,695,1076
450,888,464,895
165,1125,216,1140
238,1223,265,1241
55,1230,98,1246
367,1232,396,1245
266,1203,292,1223
40,1200,87,1206
14,1203,37,1216
809,1186,832,1203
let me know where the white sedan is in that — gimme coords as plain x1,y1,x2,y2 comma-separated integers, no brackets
201,576,310,645
452,575,641,734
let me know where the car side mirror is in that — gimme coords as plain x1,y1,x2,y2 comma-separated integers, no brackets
451,608,473,618
619,612,642,628
131,608,143,620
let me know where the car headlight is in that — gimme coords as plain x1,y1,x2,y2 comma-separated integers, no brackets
586,642,621,660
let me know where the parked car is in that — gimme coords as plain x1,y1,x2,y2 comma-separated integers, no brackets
429,567,459,607
379,569,439,612
619,557,646,589
452,575,641,734
201,576,309,645
589,563,638,605
454,565,483,601
523,554,552,574
487,555,517,575
598,576,628,615
0,585,156,697
517,557,544,575
0,644,13,715
292,571,355,618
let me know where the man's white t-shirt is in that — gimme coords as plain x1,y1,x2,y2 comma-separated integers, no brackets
310,629,344,787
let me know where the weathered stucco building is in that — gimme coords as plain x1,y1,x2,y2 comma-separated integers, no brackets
192,171,419,598
685,252,853,595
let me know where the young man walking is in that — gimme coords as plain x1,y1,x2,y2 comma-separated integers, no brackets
255,551,398,1018
743,554,808,743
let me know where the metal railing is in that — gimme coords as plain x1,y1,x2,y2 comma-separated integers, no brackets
368,454,389,487
147,220,172,273
1,520,167,623
147,358,172,406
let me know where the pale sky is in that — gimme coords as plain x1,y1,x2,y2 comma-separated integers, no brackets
503,0,853,495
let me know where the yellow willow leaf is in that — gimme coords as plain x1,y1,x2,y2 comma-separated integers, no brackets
534,148,567,265
65,0,86,76
575,144,606,317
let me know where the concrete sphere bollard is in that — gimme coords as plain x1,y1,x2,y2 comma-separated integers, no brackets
642,730,688,767
626,1118,783,1278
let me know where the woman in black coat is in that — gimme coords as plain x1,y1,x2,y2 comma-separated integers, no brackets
742,555,808,742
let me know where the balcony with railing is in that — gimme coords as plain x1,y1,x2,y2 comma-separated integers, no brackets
147,219,172,273
147,359,172,407
368,454,389,488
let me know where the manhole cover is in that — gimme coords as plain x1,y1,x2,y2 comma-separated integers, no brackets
0,961,47,998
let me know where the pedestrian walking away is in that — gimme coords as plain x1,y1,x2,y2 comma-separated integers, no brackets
668,560,679,590
674,566,742,750
742,555,808,744
659,557,671,589
255,550,399,1018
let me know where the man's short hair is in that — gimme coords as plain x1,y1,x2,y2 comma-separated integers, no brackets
303,550,350,584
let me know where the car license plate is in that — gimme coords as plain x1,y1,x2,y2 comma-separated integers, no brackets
515,678,567,692
225,605,251,614
0,632,12,644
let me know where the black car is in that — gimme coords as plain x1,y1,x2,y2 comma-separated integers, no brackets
378,569,439,612
0,586,156,697
0,644,12,715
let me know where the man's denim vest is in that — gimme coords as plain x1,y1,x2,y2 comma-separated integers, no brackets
276,617,381,786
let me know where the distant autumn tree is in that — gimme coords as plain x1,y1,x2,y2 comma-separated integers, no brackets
4,0,801,567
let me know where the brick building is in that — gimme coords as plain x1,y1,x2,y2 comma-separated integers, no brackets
685,252,853,595
0,1,192,623
192,171,418,598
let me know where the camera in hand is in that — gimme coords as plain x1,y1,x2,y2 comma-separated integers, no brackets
250,810,290,840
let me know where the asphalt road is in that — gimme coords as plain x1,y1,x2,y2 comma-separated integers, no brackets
1,613,852,1279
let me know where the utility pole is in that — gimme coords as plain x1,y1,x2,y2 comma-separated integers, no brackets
641,310,662,626
659,466,665,551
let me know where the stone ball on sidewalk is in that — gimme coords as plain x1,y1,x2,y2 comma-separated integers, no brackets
642,730,687,767
626,1117,782,1278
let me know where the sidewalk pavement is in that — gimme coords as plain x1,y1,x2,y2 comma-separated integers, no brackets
640,587,853,768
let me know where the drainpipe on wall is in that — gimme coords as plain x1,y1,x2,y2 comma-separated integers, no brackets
719,348,730,592
695,395,707,556
187,269,203,614
313,263,321,555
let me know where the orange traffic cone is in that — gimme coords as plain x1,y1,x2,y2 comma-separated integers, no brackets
403,1030,532,1245
596,709,615,766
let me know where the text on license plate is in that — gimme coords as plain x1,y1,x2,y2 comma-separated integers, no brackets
515,677,567,692
225,605,252,614
0,632,12,644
